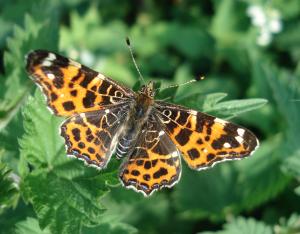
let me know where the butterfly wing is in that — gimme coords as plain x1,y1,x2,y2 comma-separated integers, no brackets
26,50,135,116
60,104,129,169
155,101,259,170
119,116,181,196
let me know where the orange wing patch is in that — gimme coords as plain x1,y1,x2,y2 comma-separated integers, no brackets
26,50,133,116
60,105,128,168
119,121,181,196
156,102,259,170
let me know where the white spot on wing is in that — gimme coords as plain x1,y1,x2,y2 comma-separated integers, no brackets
69,60,82,68
215,118,227,125
159,131,165,136
235,136,244,143
190,110,197,115
42,60,52,67
223,142,231,148
237,128,245,136
97,73,105,80
105,109,110,113
48,53,56,61
47,73,55,80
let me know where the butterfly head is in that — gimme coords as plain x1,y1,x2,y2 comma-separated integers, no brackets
139,81,155,98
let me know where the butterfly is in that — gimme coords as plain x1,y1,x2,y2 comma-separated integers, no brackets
25,49,259,196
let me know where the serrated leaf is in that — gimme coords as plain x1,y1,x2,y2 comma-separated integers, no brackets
0,162,19,214
199,217,272,234
15,217,51,234
19,92,65,171
20,90,120,234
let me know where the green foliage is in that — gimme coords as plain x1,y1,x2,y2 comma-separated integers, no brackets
0,0,299,233
199,217,272,234
275,213,300,234
15,217,51,234
0,162,19,214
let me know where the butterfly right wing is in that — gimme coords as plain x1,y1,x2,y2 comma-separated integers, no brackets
60,104,129,169
26,50,135,116
155,101,259,170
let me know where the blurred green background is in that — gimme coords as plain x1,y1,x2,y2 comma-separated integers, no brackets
0,0,300,234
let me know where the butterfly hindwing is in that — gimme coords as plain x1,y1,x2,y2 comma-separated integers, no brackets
119,117,181,196
26,50,134,116
60,104,129,168
155,102,259,170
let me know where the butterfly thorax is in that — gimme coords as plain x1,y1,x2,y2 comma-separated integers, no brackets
116,82,155,158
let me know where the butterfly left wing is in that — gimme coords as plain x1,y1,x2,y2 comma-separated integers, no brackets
26,50,134,116
119,117,181,196
155,101,259,170
60,104,129,168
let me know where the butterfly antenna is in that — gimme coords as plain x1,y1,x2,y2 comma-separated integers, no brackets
156,76,205,92
126,37,145,84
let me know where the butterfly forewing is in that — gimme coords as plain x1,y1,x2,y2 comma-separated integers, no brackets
26,50,134,116
155,101,259,170
119,117,181,196
60,104,129,168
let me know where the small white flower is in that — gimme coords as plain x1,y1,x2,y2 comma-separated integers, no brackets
269,19,282,33
247,4,283,46
257,30,272,46
247,5,266,27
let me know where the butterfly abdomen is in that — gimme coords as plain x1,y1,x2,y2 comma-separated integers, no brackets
116,136,134,158
116,96,154,159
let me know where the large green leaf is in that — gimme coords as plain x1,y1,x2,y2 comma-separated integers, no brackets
205,98,268,119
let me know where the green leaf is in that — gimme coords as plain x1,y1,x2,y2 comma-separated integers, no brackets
199,217,272,234
20,91,120,234
15,217,51,234
206,98,268,119
265,66,300,152
202,93,228,111
0,162,19,214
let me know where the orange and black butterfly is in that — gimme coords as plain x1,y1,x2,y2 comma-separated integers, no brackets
26,49,259,196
